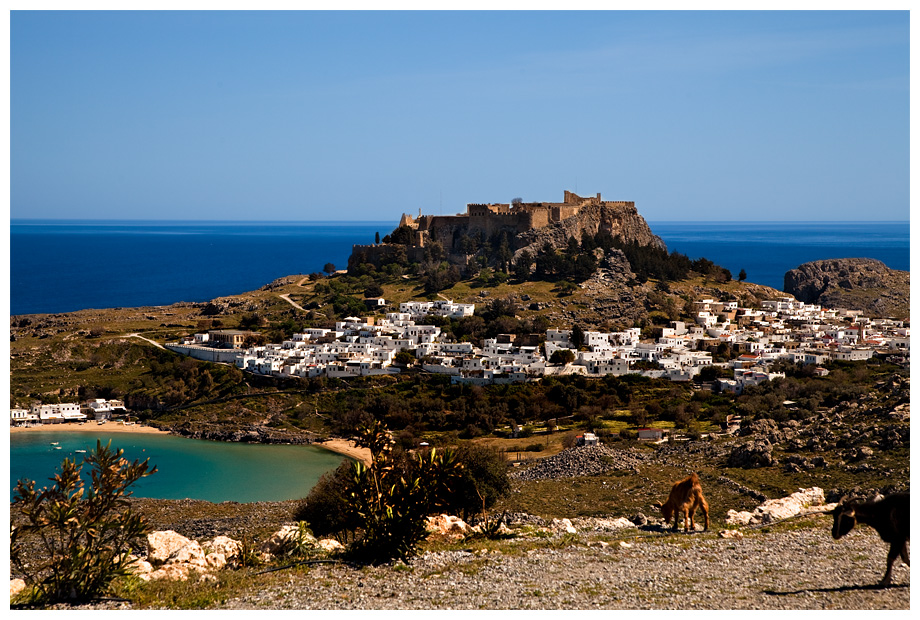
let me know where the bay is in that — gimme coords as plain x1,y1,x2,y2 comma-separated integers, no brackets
10,430,347,503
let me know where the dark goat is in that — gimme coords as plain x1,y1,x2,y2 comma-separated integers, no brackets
830,492,910,587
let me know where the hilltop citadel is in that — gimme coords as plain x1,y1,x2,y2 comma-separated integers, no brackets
349,190,663,271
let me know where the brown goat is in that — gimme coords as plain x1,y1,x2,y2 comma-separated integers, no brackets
654,472,709,532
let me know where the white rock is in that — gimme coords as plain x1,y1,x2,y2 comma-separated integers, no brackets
10,578,26,600
725,509,755,526
203,535,242,562
317,538,344,552
147,530,195,565
551,518,577,534
719,529,744,539
261,524,318,555
425,514,472,539
144,564,193,582
172,540,208,568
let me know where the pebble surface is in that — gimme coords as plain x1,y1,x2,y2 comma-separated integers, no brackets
216,526,908,610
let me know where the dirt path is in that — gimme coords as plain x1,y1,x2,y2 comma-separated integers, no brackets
279,294,306,311
125,333,166,350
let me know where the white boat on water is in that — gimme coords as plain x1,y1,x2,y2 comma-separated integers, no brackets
74,449,87,453
50,442,59,445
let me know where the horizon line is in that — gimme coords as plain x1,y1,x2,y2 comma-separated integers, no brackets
10,218,910,224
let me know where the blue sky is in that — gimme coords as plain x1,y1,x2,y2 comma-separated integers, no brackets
10,10,910,222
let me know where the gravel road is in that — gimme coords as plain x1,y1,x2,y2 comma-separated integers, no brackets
216,526,909,610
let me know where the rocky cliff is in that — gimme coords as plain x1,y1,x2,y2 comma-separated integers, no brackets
512,202,665,261
784,258,909,318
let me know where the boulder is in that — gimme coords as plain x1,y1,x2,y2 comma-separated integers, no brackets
727,487,827,526
317,538,345,552
551,518,577,534
719,530,744,539
426,514,473,540
10,578,26,600
142,564,194,582
203,535,243,562
261,524,317,555
147,530,200,566
727,439,774,468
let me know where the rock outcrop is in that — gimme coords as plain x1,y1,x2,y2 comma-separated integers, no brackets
725,487,829,526
784,258,909,318
512,202,665,262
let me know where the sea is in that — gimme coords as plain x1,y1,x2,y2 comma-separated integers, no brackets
9,219,910,316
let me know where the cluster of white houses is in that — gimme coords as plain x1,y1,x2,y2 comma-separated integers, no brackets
10,399,128,427
12,297,909,426
164,296,908,390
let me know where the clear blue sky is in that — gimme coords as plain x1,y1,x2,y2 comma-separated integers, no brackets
10,10,910,222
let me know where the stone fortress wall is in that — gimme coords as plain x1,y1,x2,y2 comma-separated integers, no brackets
349,190,654,271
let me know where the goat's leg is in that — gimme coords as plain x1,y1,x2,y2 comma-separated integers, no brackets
700,498,710,531
687,505,696,532
881,543,901,586
899,540,909,566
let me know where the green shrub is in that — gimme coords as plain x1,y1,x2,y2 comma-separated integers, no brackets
344,421,463,564
445,443,512,521
10,440,156,604
292,460,359,543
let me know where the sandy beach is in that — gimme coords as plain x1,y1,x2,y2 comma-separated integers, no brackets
10,422,171,436
316,438,372,465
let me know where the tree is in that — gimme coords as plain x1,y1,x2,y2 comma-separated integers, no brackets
549,349,575,365
738,269,748,282
364,283,384,298
446,444,511,521
323,263,337,275
10,441,156,604
375,231,381,245
571,324,585,349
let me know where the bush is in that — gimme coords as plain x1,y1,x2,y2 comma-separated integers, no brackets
444,443,512,521
10,441,156,604
292,460,360,543
344,421,464,564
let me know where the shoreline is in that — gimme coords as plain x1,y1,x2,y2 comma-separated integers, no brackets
10,422,171,436
10,424,374,466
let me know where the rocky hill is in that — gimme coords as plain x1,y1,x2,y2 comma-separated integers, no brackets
784,258,909,319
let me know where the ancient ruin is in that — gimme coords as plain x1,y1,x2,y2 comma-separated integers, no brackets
349,190,665,271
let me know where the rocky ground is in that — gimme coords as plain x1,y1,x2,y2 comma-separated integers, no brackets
214,526,908,610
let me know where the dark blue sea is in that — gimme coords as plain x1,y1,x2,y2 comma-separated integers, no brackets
9,220,909,316
10,220,393,316
650,221,909,291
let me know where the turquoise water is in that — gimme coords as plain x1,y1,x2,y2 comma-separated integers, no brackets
10,430,347,503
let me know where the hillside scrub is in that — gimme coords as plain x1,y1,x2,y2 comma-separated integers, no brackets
11,441,157,604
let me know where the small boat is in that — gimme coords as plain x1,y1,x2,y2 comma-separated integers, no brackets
50,442,59,445
54,446,62,450
74,449,87,454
